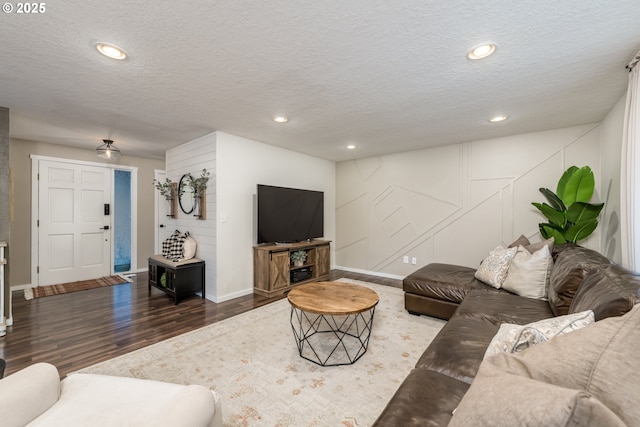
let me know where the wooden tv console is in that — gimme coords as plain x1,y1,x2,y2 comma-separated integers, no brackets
253,240,331,297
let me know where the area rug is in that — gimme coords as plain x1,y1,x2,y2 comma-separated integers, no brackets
24,275,131,300
76,279,445,426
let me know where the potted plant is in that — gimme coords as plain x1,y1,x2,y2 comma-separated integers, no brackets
532,165,604,244
152,178,178,200
185,169,211,197
291,250,307,267
153,177,179,218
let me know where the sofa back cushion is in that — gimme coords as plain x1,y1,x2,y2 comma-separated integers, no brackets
569,264,640,320
449,368,625,427
454,304,640,425
547,245,611,316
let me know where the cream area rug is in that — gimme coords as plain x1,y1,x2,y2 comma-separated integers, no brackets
76,279,445,426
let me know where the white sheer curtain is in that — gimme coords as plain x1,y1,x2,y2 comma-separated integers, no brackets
620,50,640,271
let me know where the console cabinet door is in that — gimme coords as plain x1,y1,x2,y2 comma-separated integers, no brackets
316,244,330,277
269,251,290,290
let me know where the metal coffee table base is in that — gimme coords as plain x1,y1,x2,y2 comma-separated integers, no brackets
290,306,376,366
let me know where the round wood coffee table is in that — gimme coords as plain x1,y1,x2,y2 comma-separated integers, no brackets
287,281,379,366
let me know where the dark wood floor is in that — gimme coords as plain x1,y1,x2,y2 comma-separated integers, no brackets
0,270,401,378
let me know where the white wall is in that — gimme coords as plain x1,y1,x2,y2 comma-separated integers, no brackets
600,94,627,263
166,133,217,300
216,132,335,302
336,124,603,277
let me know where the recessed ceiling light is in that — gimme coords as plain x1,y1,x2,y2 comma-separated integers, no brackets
468,43,497,60
489,114,508,122
273,116,288,123
95,42,127,60
346,144,357,150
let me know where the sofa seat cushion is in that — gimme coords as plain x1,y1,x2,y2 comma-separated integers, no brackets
28,373,222,427
415,316,499,383
372,368,469,427
414,291,553,383
569,264,640,321
404,263,500,304
454,290,553,326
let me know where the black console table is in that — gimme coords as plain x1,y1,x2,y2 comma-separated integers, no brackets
148,255,205,304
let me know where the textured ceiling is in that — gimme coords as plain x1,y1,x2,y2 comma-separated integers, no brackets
1,1,639,161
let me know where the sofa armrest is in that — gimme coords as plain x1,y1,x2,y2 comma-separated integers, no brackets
154,385,222,427
0,363,60,427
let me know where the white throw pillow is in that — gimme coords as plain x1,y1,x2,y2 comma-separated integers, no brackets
501,244,553,300
474,246,518,289
183,235,197,260
484,310,595,358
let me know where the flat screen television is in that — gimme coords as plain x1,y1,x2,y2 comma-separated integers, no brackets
257,184,324,244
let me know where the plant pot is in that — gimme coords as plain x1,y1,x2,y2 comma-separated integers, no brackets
293,260,304,267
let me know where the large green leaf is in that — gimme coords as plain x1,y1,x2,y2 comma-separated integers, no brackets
556,166,579,200
558,166,595,206
532,202,566,227
566,202,604,224
539,188,566,211
540,224,567,244
564,219,598,243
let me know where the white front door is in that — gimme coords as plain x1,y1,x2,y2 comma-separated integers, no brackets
38,160,111,285
154,170,173,253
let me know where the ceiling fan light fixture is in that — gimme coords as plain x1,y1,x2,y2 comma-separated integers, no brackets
96,139,122,159
468,43,497,60
95,42,127,60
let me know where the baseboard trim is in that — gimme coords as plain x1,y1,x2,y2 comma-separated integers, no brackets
209,288,254,303
11,284,33,291
332,265,404,280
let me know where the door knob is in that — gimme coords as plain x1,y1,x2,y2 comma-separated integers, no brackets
160,224,165,228
100,226,110,230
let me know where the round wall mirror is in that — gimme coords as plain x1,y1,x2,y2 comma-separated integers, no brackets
179,174,195,214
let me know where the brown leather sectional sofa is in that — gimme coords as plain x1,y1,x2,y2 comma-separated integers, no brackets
373,244,640,426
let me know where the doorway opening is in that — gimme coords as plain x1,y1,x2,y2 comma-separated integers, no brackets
114,170,132,273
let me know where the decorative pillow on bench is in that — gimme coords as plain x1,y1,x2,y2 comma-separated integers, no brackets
162,230,197,262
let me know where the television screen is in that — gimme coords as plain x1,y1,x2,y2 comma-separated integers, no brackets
257,184,324,244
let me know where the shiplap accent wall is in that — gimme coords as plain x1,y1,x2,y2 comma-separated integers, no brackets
166,133,217,300
336,124,603,278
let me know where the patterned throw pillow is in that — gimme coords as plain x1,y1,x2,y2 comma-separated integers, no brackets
484,310,595,358
162,230,181,258
474,246,518,289
167,232,187,262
